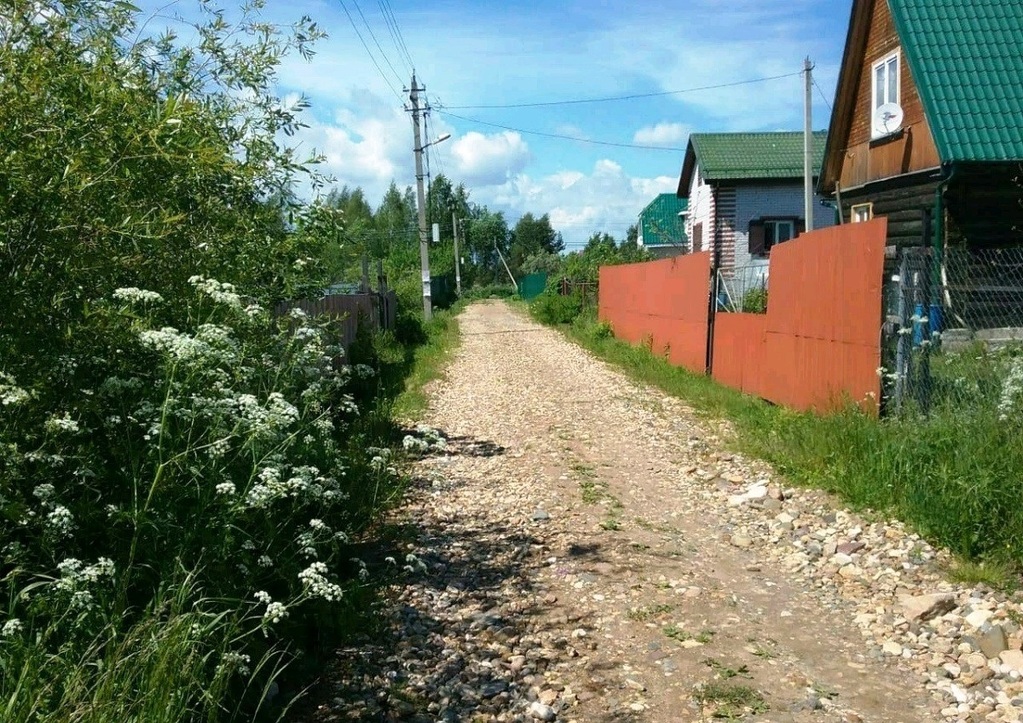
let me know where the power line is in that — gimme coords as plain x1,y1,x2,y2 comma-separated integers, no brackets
438,71,803,110
378,0,415,71
337,0,402,101
350,0,405,87
436,110,687,152
812,77,834,113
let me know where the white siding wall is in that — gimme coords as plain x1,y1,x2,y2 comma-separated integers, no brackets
733,184,836,268
685,163,715,252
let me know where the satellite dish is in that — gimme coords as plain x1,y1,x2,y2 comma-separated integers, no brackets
873,102,904,137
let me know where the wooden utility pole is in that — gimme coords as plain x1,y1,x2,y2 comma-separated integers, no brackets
452,211,462,295
409,73,432,320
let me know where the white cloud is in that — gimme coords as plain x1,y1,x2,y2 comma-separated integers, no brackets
449,131,531,186
633,122,691,147
476,160,677,248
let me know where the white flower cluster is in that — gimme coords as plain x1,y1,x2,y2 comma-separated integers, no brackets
998,357,1023,421
139,324,238,366
44,413,80,434
254,592,289,626
53,557,116,609
46,505,74,536
402,425,447,455
215,481,236,496
297,562,343,602
189,276,243,310
113,287,164,305
245,465,341,510
0,373,31,406
221,651,251,677
2,618,23,637
234,392,299,440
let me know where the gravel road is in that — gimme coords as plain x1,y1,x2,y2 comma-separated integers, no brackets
304,300,1023,723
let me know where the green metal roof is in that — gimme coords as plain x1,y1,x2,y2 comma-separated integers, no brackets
690,131,828,181
889,0,1023,162
639,194,688,246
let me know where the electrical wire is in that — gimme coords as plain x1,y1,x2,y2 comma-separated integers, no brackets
812,77,834,113
337,0,403,101
436,110,687,152
350,0,405,87
438,71,803,110
378,0,415,71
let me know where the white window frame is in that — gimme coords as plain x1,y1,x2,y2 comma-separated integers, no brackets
851,203,873,223
871,49,901,139
765,219,795,250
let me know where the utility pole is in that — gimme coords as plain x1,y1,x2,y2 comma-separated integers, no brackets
803,57,815,233
452,211,462,296
409,73,432,320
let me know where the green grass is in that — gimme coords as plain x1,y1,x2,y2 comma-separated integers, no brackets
392,303,466,419
556,311,1023,573
694,682,768,719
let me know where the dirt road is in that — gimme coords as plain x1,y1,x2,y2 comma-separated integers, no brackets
306,301,1017,722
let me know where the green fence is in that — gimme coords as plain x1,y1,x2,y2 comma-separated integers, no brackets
517,272,548,301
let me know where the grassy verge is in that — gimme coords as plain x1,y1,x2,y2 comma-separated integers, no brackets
556,310,1023,578
392,302,466,420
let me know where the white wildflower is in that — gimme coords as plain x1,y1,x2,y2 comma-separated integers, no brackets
308,518,327,530
44,413,80,434
113,287,163,304
998,357,1023,421
221,651,251,677
254,590,273,605
258,555,273,568
215,481,236,496
288,307,308,320
2,618,24,637
0,373,31,406
263,601,288,625
298,562,343,602
33,483,56,502
46,506,74,535
189,276,243,309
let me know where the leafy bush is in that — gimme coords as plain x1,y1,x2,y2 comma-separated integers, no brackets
740,286,769,314
463,284,517,300
530,290,583,325
0,281,404,719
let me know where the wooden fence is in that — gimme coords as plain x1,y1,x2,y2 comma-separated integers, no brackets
276,290,397,350
598,220,888,413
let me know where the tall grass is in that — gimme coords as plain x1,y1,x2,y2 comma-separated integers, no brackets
563,313,1023,568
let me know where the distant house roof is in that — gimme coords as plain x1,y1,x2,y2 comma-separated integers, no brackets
889,0,1023,162
639,194,688,247
677,131,828,198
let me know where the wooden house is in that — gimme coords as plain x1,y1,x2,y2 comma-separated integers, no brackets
818,0,1023,330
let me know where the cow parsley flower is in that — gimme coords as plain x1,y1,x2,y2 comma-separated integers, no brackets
189,276,243,309
215,481,236,496
998,357,1023,421
221,651,251,677
113,287,163,304
46,506,74,535
0,373,31,406
45,413,80,434
2,618,23,637
298,562,343,602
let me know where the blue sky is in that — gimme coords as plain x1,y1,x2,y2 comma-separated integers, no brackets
141,0,853,248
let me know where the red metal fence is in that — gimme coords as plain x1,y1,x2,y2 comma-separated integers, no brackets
599,252,711,374
598,220,888,413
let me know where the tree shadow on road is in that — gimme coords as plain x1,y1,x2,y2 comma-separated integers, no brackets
291,465,602,722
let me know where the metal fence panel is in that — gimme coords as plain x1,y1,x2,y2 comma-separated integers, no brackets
886,246,1023,417
517,272,548,301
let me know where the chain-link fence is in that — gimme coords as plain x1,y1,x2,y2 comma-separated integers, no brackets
884,245,1023,417
716,263,770,313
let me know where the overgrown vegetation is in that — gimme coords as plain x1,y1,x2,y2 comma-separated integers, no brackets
559,312,1023,574
0,2,452,719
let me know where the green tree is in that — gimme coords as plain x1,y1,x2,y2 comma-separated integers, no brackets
509,213,564,273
